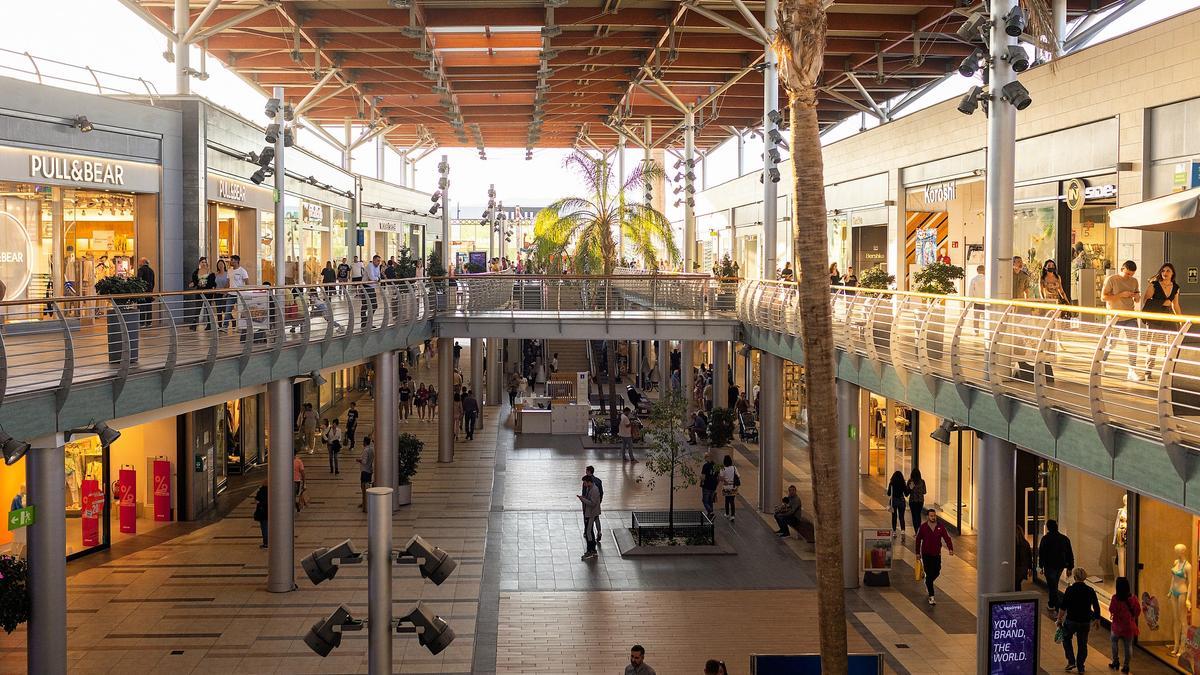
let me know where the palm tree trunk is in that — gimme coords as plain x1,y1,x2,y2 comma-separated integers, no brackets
790,93,848,668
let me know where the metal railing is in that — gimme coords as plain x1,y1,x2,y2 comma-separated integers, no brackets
0,47,162,99
445,273,733,314
739,279,1200,454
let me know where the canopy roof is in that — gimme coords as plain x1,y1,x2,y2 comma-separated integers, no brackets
132,0,1126,150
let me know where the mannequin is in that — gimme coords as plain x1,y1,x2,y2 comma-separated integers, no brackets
1169,543,1192,656
1112,494,1128,575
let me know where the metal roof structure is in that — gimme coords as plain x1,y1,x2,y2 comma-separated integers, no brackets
124,0,1130,153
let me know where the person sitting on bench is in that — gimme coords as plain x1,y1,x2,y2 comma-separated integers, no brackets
773,485,803,537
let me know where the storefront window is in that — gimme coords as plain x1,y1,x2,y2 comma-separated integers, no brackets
1038,462,1125,612
904,180,985,289
332,209,349,262
1136,496,1197,668
888,401,915,479
828,214,849,273
214,205,239,261
1013,202,1058,295
259,210,275,284
783,363,806,431
866,393,887,478
1070,203,1116,308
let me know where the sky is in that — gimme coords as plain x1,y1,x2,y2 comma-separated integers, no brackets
0,0,1196,215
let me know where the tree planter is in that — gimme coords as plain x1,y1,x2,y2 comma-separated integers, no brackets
105,304,141,364
395,483,413,506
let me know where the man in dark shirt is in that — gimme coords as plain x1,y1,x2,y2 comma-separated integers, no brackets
1057,567,1101,672
137,258,156,326
1038,519,1075,612
700,452,720,519
461,389,479,440
584,465,603,542
345,402,359,449
914,507,954,605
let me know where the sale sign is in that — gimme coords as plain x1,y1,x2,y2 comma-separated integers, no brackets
80,478,103,547
985,595,1039,675
117,467,136,534
153,459,171,522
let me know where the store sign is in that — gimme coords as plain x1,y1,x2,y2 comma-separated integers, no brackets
118,467,137,534
374,221,400,233
304,202,323,220
6,505,34,530
217,179,246,202
153,459,172,522
861,529,893,573
1066,179,1117,211
30,154,124,185
981,593,1039,675
923,181,956,204
206,174,273,210
0,147,160,193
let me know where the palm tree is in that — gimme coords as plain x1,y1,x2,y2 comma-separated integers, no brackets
773,1,848,671
532,150,680,427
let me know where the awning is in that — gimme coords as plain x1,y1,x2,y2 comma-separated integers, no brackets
1110,187,1200,232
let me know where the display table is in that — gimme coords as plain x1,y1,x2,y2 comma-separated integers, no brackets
514,397,589,435
522,408,553,433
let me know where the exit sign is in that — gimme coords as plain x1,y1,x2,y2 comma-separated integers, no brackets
7,505,34,530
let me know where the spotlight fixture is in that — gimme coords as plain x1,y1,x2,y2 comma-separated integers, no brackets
283,127,295,148
0,432,30,466
957,86,984,115
399,603,456,655
930,418,965,444
541,25,562,38
767,109,782,126
264,98,281,118
256,147,275,167
432,83,449,95
429,203,440,215
673,199,682,208
250,169,268,185
301,540,362,585
309,370,327,386
72,116,93,133
767,148,781,164
1000,80,1032,110
283,104,295,122
388,0,411,7
413,49,434,62
1006,44,1031,72
265,123,281,143
673,158,683,170
685,171,696,182
1004,6,1026,37
304,605,362,657
768,129,785,146
958,50,982,78
759,168,781,184
955,12,987,41
673,185,683,195
431,190,441,202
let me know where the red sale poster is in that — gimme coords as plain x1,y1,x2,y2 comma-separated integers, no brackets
153,459,171,522
80,478,103,547
118,467,136,534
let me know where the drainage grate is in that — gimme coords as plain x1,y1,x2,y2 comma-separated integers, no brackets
894,643,909,649
170,651,185,655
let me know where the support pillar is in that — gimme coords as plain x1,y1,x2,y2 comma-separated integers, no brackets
657,340,669,392
487,338,503,405
985,0,1018,300
617,135,626,259
374,351,397,509
267,378,295,592
273,85,286,287
713,341,729,409
758,353,783,511
173,0,190,95
27,434,66,675
1052,0,1068,55
376,136,386,181
681,341,694,408
438,337,454,462
977,435,1017,612
837,379,861,589
683,110,696,272
342,120,353,172
762,0,780,280
367,487,394,674
470,338,484,411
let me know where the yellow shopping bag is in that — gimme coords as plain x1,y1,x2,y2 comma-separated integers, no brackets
914,558,923,580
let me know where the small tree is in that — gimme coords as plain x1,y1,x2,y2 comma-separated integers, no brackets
858,266,894,290
397,432,423,486
642,390,700,537
717,253,736,278
426,251,446,278
395,247,419,279
912,261,965,295
707,408,735,447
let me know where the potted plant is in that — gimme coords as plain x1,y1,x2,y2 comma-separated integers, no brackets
395,247,419,279
856,266,896,355
396,432,423,506
0,553,30,634
706,407,736,448
426,251,447,310
911,261,965,361
714,254,738,309
857,266,894,290
94,275,149,363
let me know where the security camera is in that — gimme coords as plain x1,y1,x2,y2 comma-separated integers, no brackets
301,539,362,585
403,535,459,584
957,86,984,115
1001,80,1032,110
1004,6,1026,38
304,606,361,657
955,12,987,42
1006,44,1031,72
958,50,982,78
400,603,456,655
265,123,280,144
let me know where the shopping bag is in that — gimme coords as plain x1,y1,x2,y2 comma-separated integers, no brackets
914,558,923,580
1053,624,1064,644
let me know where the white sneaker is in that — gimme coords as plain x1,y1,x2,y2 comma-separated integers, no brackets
1127,368,1143,382
928,596,936,605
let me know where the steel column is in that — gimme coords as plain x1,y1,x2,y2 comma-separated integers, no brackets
438,337,454,462
376,137,386,181
713,340,729,408
342,120,353,172
267,378,295,592
658,339,669,391
273,86,287,287
173,0,190,95
681,341,695,409
374,351,397,509
470,338,484,410
27,434,66,675
985,0,1018,300
762,0,780,280
1052,0,1068,54
683,109,696,271
837,379,861,589
759,353,783,511
618,135,626,259
367,487,394,675
440,155,451,275
977,435,1017,613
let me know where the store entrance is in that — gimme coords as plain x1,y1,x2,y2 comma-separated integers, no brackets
853,225,887,274
1168,231,1200,307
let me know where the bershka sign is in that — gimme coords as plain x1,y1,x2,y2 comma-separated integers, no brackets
30,154,125,185
923,181,956,204
217,179,246,202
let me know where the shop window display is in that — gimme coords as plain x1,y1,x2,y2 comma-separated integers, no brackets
1041,463,1126,615
1137,497,1200,672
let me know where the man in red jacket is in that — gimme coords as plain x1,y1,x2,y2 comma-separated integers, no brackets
915,507,954,605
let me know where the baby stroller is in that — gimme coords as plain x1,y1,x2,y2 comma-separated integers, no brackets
738,412,759,443
626,385,651,415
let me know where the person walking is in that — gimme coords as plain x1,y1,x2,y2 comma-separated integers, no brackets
212,258,232,330
1102,261,1143,382
321,260,336,286
1108,576,1140,673
356,436,374,512
618,407,636,462
719,454,740,523
462,389,480,440
415,383,429,420
1057,567,1102,673
136,257,156,326
906,468,926,533
700,452,719,520
323,418,343,474
295,402,318,454
914,507,954,605
345,402,359,449
1039,519,1076,615
578,475,601,560
887,471,909,539
1015,527,1033,591
584,465,603,543
252,480,268,548
507,371,521,406
293,453,307,512
229,254,250,288
1143,262,1182,377
625,645,656,675
399,378,413,421
187,257,209,330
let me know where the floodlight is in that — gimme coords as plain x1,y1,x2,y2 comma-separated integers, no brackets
414,49,434,62
309,370,327,386
264,98,281,118
958,51,982,78
304,606,361,657
438,177,449,190
686,197,695,207
541,25,562,38
1001,80,1032,110
401,25,423,38
1004,6,1026,37
283,104,295,122
685,171,696,182
767,109,782,126
767,148,781,164
673,158,683,170
283,127,295,148
265,123,280,143
767,128,784,145
955,12,987,41
431,190,441,202
429,203,440,215
1006,44,1030,72
930,418,960,445
437,160,449,174
301,539,361,585
73,116,94,133
400,603,456,655
685,185,695,194
256,146,274,166
545,0,567,7
673,199,682,207
957,86,984,115
672,185,683,195
389,0,412,9
0,432,29,466
250,169,268,185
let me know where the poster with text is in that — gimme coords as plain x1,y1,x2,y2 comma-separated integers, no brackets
153,459,171,522
80,478,103,547
861,529,894,572
118,467,137,534
988,598,1038,675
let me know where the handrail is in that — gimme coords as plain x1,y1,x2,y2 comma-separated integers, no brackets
740,279,1200,462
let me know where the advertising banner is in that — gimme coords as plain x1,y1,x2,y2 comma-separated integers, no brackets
80,478,103,547
981,593,1039,675
468,251,487,271
117,466,137,534
861,529,893,573
153,459,171,522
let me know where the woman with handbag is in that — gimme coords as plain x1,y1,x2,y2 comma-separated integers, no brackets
1108,576,1140,673
719,454,740,523
1143,262,1182,378
887,471,909,539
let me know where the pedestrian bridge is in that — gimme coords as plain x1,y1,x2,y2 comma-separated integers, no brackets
4,273,1199,515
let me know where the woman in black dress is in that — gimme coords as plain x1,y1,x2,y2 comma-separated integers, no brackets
1144,262,1182,377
